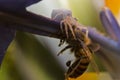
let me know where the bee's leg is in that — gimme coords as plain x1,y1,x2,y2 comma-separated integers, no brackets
80,27,91,45
84,28,91,45
57,45,71,56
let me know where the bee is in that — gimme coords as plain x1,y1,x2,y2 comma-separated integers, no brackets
57,14,98,80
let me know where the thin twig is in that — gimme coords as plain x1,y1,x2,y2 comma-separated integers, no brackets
88,27,120,53
0,10,119,54
100,7,120,42
0,11,61,38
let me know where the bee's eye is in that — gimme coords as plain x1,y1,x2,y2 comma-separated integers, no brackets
66,60,72,67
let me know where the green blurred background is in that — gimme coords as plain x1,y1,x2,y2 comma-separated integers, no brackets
0,0,107,80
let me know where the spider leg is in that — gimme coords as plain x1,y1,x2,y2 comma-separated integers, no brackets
67,22,76,39
64,21,69,39
60,20,64,34
59,20,66,46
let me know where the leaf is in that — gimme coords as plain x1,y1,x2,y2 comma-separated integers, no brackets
0,26,15,65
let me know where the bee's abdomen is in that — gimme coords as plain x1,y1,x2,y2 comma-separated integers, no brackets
66,57,90,78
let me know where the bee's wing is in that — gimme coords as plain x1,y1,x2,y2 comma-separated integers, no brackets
88,42,100,52
83,46,99,74
75,25,99,74
90,56,100,74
